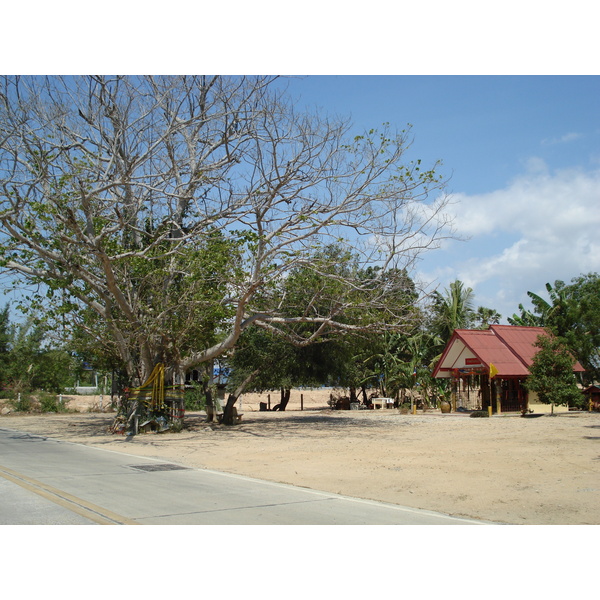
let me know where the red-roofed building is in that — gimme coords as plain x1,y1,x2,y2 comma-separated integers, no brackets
433,325,585,413
583,386,600,411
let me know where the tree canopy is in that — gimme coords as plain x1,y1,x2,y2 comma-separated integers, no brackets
0,305,75,394
509,274,600,383
525,333,584,409
0,76,453,384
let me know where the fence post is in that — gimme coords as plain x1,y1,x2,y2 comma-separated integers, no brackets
301,393,304,411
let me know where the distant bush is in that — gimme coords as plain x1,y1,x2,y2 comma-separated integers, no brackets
184,384,206,411
5,390,72,413
8,395,33,412
38,392,71,413
470,410,489,418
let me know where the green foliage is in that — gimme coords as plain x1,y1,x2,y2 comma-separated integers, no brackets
184,384,208,411
553,274,600,383
1,76,453,386
525,334,584,408
470,410,489,418
0,305,76,394
511,274,600,383
33,349,76,393
473,306,502,329
228,254,430,401
507,305,542,327
0,305,10,385
509,281,571,329
8,395,33,412
430,280,475,343
228,327,341,393
38,392,71,413
58,225,244,384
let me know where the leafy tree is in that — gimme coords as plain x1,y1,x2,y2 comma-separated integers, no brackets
225,248,422,419
33,349,76,394
510,274,599,383
227,327,348,411
4,315,45,392
553,274,600,383
0,75,452,388
0,309,75,394
525,333,584,412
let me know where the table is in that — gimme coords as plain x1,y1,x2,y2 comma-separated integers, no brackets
371,397,395,409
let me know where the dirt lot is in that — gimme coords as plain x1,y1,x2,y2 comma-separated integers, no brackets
1,389,599,525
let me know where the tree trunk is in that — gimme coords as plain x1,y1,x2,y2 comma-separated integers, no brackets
221,369,260,425
125,400,139,436
222,394,238,426
204,385,220,423
361,386,368,404
273,388,291,411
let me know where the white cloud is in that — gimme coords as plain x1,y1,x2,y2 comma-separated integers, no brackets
448,162,600,239
418,162,600,320
541,132,583,146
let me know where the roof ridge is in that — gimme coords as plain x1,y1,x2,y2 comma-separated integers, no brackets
489,325,546,370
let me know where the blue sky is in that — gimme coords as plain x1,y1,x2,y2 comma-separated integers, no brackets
5,3,599,323
4,0,596,570
2,74,597,324
278,75,600,321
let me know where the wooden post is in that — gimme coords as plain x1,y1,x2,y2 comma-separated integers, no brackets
495,380,502,415
301,393,304,411
268,394,271,410
451,378,457,412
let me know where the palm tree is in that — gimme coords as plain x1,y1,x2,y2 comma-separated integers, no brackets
474,306,502,329
430,280,475,342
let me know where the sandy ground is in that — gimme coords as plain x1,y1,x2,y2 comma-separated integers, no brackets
1,389,599,525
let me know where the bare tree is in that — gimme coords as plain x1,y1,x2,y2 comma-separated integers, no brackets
0,75,453,385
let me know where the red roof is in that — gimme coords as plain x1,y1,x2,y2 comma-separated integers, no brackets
489,325,550,368
433,325,585,378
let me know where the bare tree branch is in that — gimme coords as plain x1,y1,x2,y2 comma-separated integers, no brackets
0,75,454,383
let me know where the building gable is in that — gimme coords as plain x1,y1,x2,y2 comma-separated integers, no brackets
433,325,584,379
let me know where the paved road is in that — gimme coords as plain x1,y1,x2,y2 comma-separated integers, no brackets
0,426,492,525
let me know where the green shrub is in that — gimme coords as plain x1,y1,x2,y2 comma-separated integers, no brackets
470,410,489,418
38,392,71,413
9,395,33,412
184,384,206,411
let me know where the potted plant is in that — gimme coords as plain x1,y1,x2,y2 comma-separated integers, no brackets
435,382,452,413
440,398,452,413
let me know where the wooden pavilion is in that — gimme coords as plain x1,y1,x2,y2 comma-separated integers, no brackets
432,325,585,413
